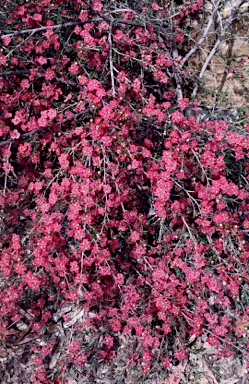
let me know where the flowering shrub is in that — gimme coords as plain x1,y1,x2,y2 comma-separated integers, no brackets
0,0,249,381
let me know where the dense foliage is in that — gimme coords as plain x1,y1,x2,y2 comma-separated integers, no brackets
1,0,249,382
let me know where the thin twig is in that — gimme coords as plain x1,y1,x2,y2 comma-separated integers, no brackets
1,19,102,39
0,128,43,147
83,0,172,34
108,19,116,97
158,218,165,244
3,144,11,195
0,69,31,76
170,3,183,100
191,148,211,186
0,69,83,89
172,178,202,212
179,0,222,69
192,0,247,97
182,216,196,242
0,108,93,147
2,16,172,40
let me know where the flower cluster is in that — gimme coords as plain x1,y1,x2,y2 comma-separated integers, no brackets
0,0,249,382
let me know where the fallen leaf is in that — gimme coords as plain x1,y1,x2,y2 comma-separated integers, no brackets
165,360,187,384
202,359,219,384
234,321,249,331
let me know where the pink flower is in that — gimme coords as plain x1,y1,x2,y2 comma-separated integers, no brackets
58,153,70,170
24,272,40,290
20,79,30,89
10,129,21,139
37,56,47,65
178,98,189,110
171,111,184,123
68,62,80,75
2,161,14,174
103,335,114,348
68,341,81,353
174,349,188,361
0,54,7,66
101,136,112,147
130,231,140,242
14,262,27,275
47,108,57,119
44,69,55,80
128,159,140,170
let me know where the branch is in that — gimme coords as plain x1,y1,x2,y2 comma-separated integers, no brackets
83,0,172,36
171,22,183,100
172,40,183,100
192,0,247,97
0,108,94,147
1,19,102,39
182,216,196,243
1,17,172,40
0,69,30,76
0,128,44,147
0,69,83,89
108,19,116,97
179,0,222,69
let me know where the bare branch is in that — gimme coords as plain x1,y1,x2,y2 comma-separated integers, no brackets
0,69,30,76
179,0,222,69
0,128,43,147
170,9,183,100
1,19,102,39
108,19,116,97
182,216,196,242
172,41,183,100
192,0,247,97
1,15,172,44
